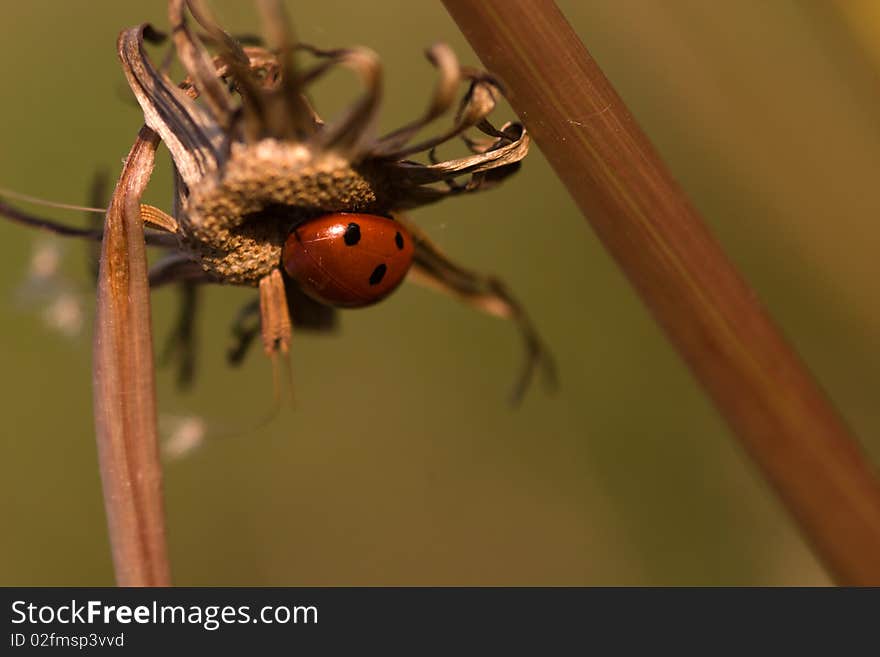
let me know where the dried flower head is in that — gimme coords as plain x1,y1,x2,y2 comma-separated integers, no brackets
3,0,553,402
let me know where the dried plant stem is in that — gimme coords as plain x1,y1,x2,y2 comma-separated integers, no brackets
442,0,880,584
93,126,170,586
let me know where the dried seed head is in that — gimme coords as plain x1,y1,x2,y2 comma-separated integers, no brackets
118,1,529,288
0,0,554,402
182,142,386,283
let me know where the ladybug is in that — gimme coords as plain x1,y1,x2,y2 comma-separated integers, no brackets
282,213,415,308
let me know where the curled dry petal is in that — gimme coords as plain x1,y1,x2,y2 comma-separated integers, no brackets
118,24,222,185
168,0,233,128
306,47,383,157
400,213,556,404
252,0,317,138
186,0,282,140
371,43,462,156
373,76,501,160
391,122,528,183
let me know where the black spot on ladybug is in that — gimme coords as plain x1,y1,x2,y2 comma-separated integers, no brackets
369,264,387,285
395,231,404,250
343,222,361,246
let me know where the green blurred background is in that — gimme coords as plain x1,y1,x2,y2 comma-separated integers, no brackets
1,1,879,585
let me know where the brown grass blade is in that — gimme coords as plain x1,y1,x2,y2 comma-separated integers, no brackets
93,125,171,586
442,0,880,585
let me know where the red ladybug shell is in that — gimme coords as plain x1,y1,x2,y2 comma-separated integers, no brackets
282,213,415,308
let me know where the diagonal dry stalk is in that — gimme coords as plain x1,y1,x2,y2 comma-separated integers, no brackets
441,0,880,584
93,126,170,586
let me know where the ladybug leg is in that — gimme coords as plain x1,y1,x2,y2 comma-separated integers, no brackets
399,217,557,404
